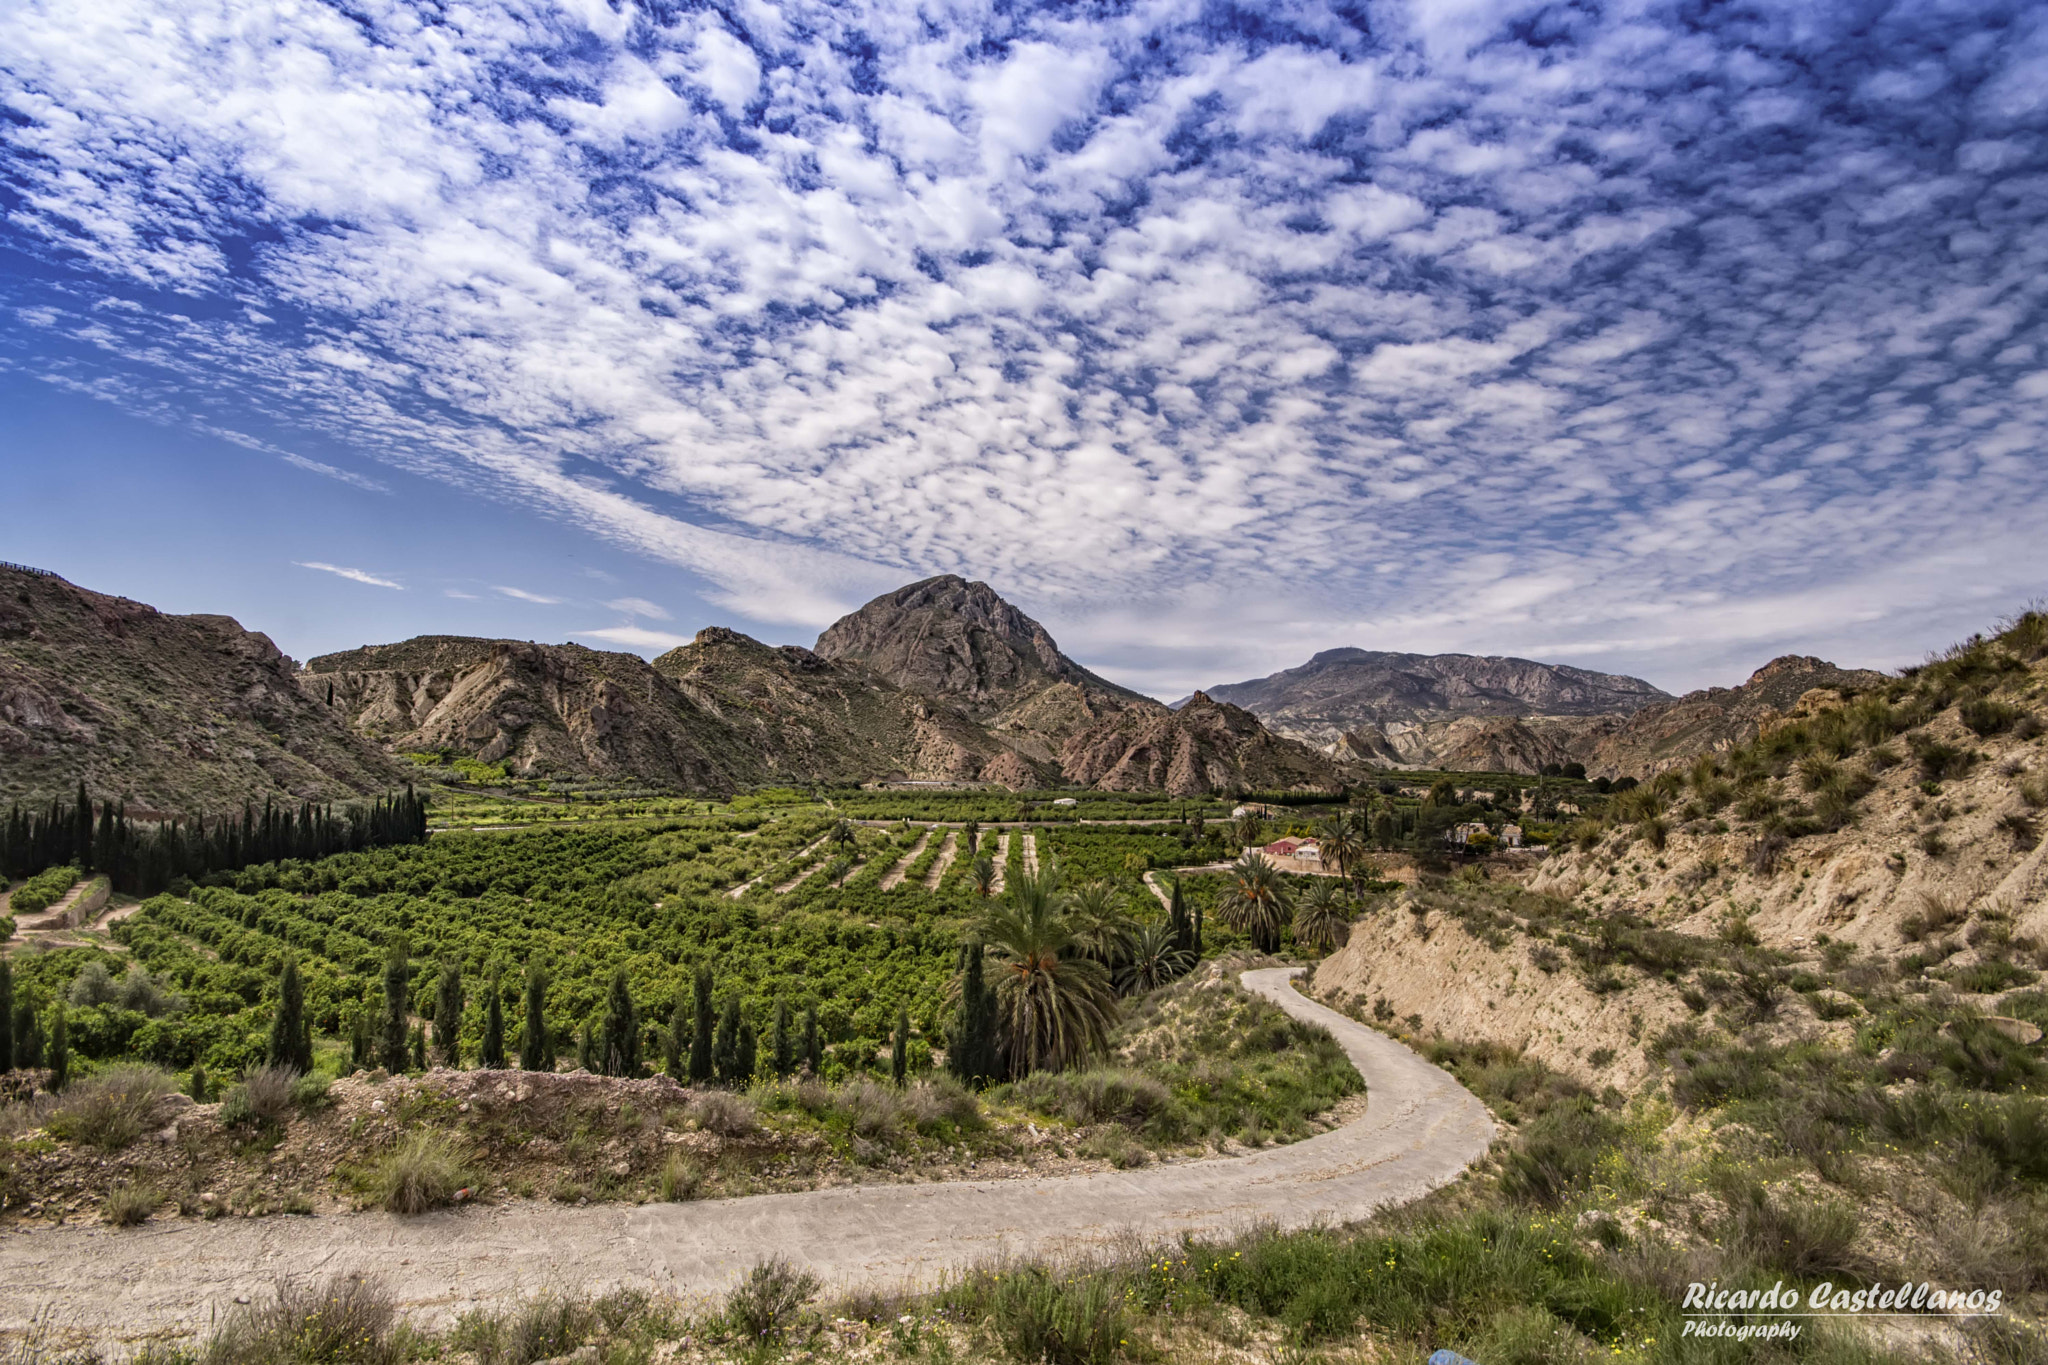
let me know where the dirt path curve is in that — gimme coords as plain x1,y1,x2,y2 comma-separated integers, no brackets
878,828,934,890
1022,831,1039,876
0,971,1493,1344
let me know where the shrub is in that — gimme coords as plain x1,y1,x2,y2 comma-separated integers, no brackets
1077,1126,1149,1168
1009,1068,1173,1131
725,1256,819,1345
46,1064,175,1151
905,1074,984,1133
290,1072,333,1111
1901,892,1967,943
1961,700,2024,737
984,1267,1124,1365
463,1294,598,1365
102,1181,159,1227
9,865,80,916
1497,1099,1625,1207
203,1275,397,1365
221,1064,298,1127
687,1089,757,1138
1713,1175,1861,1279
657,1151,703,1202
367,1131,472,1214
1910,733,1977,781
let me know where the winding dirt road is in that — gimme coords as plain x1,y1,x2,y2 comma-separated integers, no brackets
0,971,1494,1344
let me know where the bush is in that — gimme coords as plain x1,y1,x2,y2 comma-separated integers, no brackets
221,1064,298,1127
1713,1175,1861,1279
102,1181,159,1226
726,1256,819,1345
1009,1069,1173,1131
463,1293,596,1365
687,1089,757,1138
983,1268,1125,1365
46,1064,175,1150
1961,700,2024,737
657,1151,702,1202
203,1275,397,1365
367,1131,473,1214
291,1071,334,1110
1497,1099,1625,1207
10,865,80,916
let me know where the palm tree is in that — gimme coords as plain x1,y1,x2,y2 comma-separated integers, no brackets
1232,810,1265,850
1066,879,1135,971
977,870,1118,1077
1119,922,1192,994
971,855,998,898
1317,811,1366,882
1217,852,1292,953
830,818,857,854
1293,879,1352,952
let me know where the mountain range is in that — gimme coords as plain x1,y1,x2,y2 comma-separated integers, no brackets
0,562,1897,809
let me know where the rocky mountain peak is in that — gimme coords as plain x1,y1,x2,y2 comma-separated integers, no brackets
814,574,1147,719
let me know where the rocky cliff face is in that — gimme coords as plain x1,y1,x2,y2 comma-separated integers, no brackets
1059,691,1348,796
815,576,1152,721
305,637,753,792
652,627,1053,787
1570,655,1892,779
0,566,405,812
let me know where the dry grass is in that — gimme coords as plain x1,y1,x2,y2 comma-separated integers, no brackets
45,1064,175,1151
365,1131,473,1214
203,1275,397,1365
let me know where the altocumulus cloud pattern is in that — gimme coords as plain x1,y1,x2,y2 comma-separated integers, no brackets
2,0,2046,690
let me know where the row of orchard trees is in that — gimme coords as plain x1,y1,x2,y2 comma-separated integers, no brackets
271,860,1221,1091
0,784,430,896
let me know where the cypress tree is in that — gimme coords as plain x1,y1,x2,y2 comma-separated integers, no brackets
600,969,638,1077
0,958,12,1075
665,997,687,1080
802,1007,821,1076
891,1006,909,1086
408,1023,427,1072
350,1013,370,1072
434,961,465,1068
1167,878,1194,957
737,1014,757,1084
47,1005,68,1091
520,966,551,1072
948,941,999,1089
15,1000,42,1071
771,1000,792,1077
576,1020,594,1072
480,975,506,1069
266,957,313,1074
189,1062,208,1103
713,995,742,1084
380,939,410,1073
689,968,714,1084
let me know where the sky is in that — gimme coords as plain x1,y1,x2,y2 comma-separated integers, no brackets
2,0,2045,701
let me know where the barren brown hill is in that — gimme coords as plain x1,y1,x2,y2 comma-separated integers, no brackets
652,627,1054,787
1060,690,1349,796
303,637,754,792
0,565,405,812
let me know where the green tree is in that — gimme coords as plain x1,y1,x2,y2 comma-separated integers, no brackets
13,1000,41,1071
409,1023,427,1072
576,1020,594,1072
1166,876,1193,957
1426,777,1458,807
599,968,639,1077
771,1000,792,1077
1232,810,1265,850
1293,878,1352,951
480,974,506,1069
1318,812,1368,883
1217,852,1291,953
689,968,715,1084
890,1005,910,1086
266,957,313,1074
802,1007,820,1075
520,965,552,1072
0,958,12,1075
47,1004,69,1090
831,818,857,854
962,820,981,856
713,995,747,1084
1371,807,1401,850
665,996,687,1080
189,1063,208,1103
380,939,410,1073
350,1012,370,1071
1119,922,1191,994
978,870,1119,1078
971,855,997,898
947,940,1000,1089
434,961,465,1068
1065,878,1135,972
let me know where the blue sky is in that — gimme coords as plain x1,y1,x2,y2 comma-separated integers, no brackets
3,0,2045,700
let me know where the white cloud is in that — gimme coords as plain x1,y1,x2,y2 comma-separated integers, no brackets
281,453,388,493
296,562,402,589
605,597,671,619
494,586,563,605
574,625,695,652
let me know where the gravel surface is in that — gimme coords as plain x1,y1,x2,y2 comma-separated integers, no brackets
0,969,1494,1345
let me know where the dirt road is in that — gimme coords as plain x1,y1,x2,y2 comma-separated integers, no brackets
0,970,1493,1344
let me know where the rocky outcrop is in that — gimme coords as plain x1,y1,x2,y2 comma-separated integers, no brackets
1571,656,1891,780
815,576,1152,722
306,638,753,792
1193,647,1669,755
0,565,405,812
1060,691,1347,796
